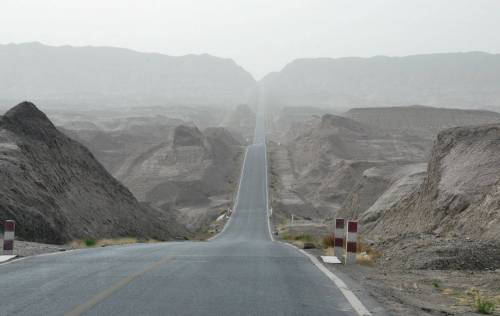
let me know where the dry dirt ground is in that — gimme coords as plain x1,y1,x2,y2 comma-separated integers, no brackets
277,225,500,316
329,259,500,316
0,239,73,258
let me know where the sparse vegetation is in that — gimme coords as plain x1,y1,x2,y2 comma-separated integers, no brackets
356,243,382,266
281,233,318,249
459,288,497,315
474,294,496,314
293,234,314,242
71,237,143,248
431,279,441,288
84,239,96,247
322,234,335,248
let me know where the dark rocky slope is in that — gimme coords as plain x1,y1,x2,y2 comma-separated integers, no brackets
0,102,188,244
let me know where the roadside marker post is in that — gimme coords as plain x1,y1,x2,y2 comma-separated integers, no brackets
346,221,358,265
3,220,15,255
334,218,345,262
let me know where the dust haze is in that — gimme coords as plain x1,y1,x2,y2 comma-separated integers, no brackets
1,2,500,316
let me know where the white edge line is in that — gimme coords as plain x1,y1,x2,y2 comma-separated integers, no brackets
281,241,372,316
262,107,368,314
264,142,273,241
0,248,81,266
207,146,249,241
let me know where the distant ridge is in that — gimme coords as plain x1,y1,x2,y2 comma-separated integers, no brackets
0,42,256,107
344,105,500,138
260,52,500,110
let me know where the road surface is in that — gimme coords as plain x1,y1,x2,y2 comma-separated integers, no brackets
0,112,360,315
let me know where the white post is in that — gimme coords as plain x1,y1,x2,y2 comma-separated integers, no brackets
3,220,15,255
334,218,345,261
346,220,358,264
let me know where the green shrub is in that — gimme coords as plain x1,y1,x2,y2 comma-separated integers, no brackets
84,239,96,247
431,280,440,288
474,295,496,314
294,234,314,242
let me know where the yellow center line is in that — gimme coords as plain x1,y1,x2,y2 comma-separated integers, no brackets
65,256,175,316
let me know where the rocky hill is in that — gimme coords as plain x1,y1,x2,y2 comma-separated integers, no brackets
0,42,256,107
269,113,430,223
114,124,243,232
345,105,500,139
369,124,500,241
270,109,500,270
0,102,188,244
62,113,244,234
260,52,500,110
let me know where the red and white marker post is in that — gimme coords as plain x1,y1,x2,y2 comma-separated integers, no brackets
3,220,15,255
346,220,358,264
334,218,345,261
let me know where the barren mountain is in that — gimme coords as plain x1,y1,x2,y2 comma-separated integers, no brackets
114,124,243,232
269,113,430,224
369,124,500,241
0,42,256,107
62,113,244,234
345,105,500,139
0,102,188,244
261,52,500,110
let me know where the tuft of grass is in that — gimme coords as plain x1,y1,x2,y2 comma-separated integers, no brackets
84,239,96,247
293,234,314,242
322,234,335,249
282,233,318,249
431,279,441,289
474,295,496,314
71,237,140,248
463,288,497,314
96,237,138,247
356,246,382,266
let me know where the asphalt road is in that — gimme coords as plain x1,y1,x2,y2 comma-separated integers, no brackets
0,113,358,315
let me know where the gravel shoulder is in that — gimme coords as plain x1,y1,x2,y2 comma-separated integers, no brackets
0,239,74,259
274,227,500,315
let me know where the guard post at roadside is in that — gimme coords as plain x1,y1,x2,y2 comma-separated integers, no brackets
334,218,345,261
3,220,15,255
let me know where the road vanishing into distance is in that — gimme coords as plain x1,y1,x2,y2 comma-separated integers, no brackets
0,112,362,316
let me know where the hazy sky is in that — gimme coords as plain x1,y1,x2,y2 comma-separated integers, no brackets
1,0,500,79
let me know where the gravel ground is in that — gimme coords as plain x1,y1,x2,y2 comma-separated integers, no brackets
331,262,500,316
1,239,74,258
301,245,500,316
277,229,500,315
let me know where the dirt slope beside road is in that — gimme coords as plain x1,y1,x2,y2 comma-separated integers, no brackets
61,108,245,236
0,102,188,244
269,113,430,224
369,124,500,243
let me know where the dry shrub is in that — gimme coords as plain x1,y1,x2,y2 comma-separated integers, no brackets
70,237,139,248
356,242,382,265
292,240,305,249
458,288,497,314
322,234,335,249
